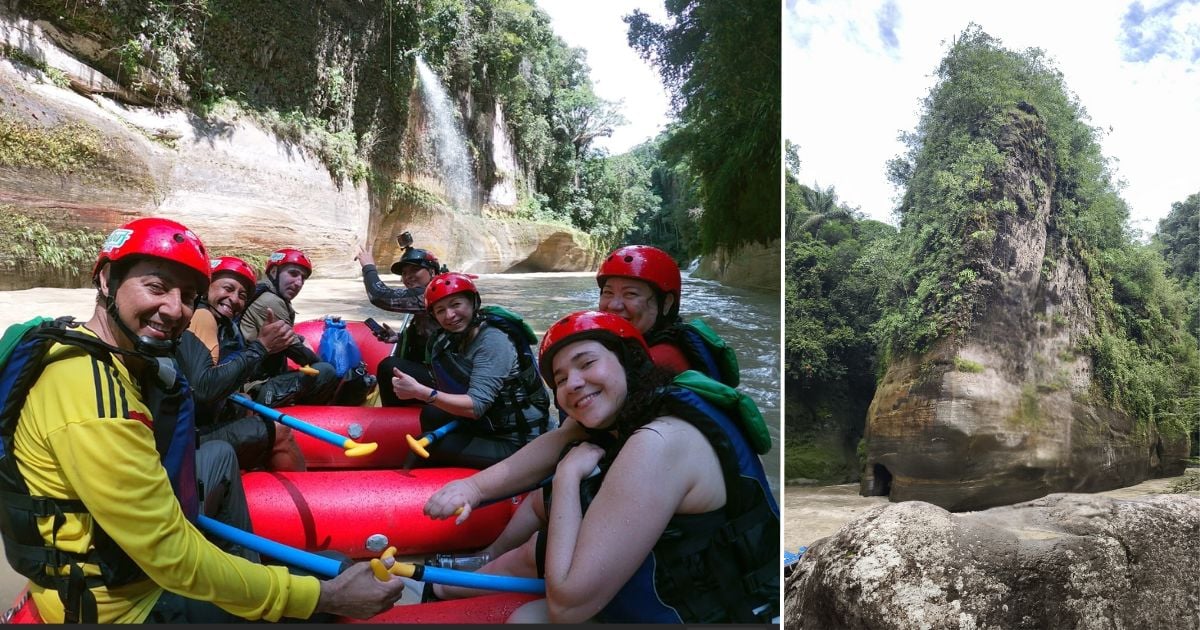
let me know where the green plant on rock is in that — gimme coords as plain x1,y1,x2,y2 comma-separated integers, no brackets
0,207,104,274
954,357,984,373
0,115,103,172
389,182,443,213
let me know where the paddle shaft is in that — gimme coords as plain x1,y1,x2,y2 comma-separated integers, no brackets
197,515,345,577
229,394,351,449
199,515,546,594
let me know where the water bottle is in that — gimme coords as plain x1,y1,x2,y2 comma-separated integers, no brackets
429,551,491,572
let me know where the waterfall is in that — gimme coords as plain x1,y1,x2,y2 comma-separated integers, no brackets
414,57,477,213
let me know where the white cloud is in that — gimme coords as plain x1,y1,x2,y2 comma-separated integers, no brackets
785,0,1200,230
536,0,673,154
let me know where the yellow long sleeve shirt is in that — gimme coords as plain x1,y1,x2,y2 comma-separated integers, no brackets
11,329,320,623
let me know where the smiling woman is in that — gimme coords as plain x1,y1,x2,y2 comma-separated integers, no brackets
420,310,779,623
384,272,552,470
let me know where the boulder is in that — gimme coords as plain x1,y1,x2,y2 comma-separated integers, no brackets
786,493,1200,630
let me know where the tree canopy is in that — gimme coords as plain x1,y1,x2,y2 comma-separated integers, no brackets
625,0,780,254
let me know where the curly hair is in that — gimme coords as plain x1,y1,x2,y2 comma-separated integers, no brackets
581,337,675,445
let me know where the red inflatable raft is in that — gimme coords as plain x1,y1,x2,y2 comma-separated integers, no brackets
1,587,538,624
285,404,422,469
243,468,521,559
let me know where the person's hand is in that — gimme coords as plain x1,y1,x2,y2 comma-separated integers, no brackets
257,308,297,355
556,441,605,482
424,477,484,524
355,244,375,268
390,367,427,401
372,321,400,344
314,560,406,619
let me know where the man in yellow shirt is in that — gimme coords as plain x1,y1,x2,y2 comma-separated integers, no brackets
0,218,404,623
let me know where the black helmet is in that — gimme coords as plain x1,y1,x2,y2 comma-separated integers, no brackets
390,248,442,275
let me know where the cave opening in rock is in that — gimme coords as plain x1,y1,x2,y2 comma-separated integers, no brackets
869,463,893,497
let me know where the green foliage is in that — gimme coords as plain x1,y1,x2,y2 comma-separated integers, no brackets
389,182,443,213
0,207,104,274
0,115,103,171
258,109,369,185
954,357,984,373
626,0,780,253
1154,192,1199,337
622,135,703,260
877,25,1199,434
1,45,70,88
784,440,853,483
569,151,661,252
785,187,897,419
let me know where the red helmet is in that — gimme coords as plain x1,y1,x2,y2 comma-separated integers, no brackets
424,272,479,311
596,245,681,313
538,310,649,386
265,248,312,278
92,217,210,287
210,256,257,293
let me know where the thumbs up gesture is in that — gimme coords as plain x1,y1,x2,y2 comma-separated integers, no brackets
258,308,296,354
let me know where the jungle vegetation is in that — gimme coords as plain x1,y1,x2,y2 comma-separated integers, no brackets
7,0,771,262
784,27,1200,482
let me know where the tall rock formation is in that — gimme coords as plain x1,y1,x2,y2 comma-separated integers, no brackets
861,107,1186,511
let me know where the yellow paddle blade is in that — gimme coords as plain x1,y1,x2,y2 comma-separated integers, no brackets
405,433,432,458
342,440,379,457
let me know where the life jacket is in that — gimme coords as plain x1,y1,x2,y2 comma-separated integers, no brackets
427,306,550,441
243,284,311,378
0,317,200,623
208,305,247,362
647,319,741,387
541,371,778,623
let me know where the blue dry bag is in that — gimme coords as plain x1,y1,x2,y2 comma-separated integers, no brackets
318,316,363,379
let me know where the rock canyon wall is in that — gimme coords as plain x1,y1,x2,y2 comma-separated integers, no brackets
0,3,598,289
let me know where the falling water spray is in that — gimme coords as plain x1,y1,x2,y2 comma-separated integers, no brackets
414,57,477,213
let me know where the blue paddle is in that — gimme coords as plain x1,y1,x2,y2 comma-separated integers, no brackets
229,393,378,457
197,515,545,594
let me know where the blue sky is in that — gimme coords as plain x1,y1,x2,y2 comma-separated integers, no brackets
785,0,1200,234
536,1,673,155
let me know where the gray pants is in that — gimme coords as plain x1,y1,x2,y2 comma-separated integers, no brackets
196,440,258,563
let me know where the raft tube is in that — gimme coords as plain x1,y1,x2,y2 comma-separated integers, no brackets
243,468,521,559
1,587,538,624
290,319,395,377
283,405,422,469
343,593,540,624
